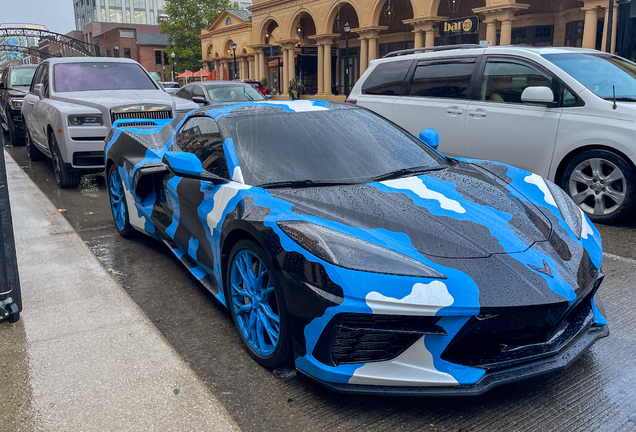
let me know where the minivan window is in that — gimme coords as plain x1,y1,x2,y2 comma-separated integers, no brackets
409,61,475,99
480,60,551,104
362,60,411,95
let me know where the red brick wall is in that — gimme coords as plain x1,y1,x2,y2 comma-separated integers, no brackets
139,45,170,81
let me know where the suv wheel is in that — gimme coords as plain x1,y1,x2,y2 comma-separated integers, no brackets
49,132,81,188
561,149,635,223
25,128,45,161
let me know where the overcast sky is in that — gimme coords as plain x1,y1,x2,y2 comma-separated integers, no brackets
1,0,76,35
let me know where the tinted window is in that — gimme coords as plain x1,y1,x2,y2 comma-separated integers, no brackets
175,117,230,178
362,60,411,95
176,88,191,99
206,85,265,102
53,62,157,92
221,108,447,186
409,61,475,99
41,65,50,97
192,85,206,98
30,65,44,94
480,60,551,104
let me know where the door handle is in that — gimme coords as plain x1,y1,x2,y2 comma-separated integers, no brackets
446,106,464,115
27,101,34,106
468,108,487,118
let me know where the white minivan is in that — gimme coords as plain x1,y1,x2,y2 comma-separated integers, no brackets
349,46,636,223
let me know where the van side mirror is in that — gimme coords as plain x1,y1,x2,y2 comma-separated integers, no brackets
33,83,45,100
419,128,440,150
521,86,554,104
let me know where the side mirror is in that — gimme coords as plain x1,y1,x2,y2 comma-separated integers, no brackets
34,83,45,100
192,96,208,106
162,151,226,183
419,128,440,150
521,86,554,104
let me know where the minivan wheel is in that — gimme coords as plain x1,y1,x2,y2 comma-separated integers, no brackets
561,149,635,223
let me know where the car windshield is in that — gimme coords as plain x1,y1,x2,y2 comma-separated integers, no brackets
53,62,157,92
543,52,636,100
221,108,448,186
10,68,36,87
207,85,265,102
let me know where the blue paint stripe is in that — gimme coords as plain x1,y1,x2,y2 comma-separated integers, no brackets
222,137,240,175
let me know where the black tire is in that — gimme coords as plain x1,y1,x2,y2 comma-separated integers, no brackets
49,132,81,188
7,303,20,323
25,127,45,161
225,239,293,369
107,164,135,238
560,149,636,224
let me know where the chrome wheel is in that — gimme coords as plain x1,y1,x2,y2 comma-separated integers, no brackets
229,249,280,357
568,157,626,216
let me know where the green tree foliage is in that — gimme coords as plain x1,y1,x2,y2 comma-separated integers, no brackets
159,0,237,73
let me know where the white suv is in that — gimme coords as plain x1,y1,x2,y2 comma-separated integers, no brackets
349,46,636,223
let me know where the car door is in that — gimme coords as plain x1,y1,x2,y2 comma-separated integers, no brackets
159,116,231,273
26,64,50,147
0,69,8,125
463,57,562,177
356,59,414,121
392,57,479,158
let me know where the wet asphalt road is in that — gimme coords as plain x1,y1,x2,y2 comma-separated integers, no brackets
4,131,636,431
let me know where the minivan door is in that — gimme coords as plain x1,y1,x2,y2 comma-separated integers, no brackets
392,57,478,157
463,57,562,177
356,59,414,121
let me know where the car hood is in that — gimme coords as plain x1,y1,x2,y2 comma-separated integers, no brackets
269,161,553,259
52,90,179,110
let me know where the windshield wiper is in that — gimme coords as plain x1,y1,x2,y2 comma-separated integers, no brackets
243,86,254,101
367,165,448,183
258,179,360,189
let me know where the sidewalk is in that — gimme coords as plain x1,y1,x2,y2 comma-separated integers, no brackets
0,150,240,432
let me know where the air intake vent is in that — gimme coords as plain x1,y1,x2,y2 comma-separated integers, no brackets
110,105,172,124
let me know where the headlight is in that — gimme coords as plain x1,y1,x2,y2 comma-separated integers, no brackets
277,221,446,279
68,114,103,126
9,98,23,110
546,180,583,239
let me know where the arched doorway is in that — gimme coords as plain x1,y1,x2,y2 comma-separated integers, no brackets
292,11,318,94
376,0,414,57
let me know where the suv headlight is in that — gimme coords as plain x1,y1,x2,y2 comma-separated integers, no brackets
277,221,446,278
546,180,583,239
9,98,23,110
68,114,103,126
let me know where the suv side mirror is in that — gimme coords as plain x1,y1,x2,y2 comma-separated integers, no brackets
521,86,554,104
33,83,45,100
419,128,440,150
162,151,226,183
192,96,208,106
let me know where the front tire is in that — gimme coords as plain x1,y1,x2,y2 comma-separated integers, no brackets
107,165,134,238
25,127,45,161
49,132,80,188
561,149,635,224
225,240,292,369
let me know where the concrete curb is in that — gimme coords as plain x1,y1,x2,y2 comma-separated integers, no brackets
1,150,241,432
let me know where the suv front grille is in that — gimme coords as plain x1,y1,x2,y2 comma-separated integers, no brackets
110,105,172,124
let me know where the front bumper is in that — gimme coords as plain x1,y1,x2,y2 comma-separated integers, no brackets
301,323,608,396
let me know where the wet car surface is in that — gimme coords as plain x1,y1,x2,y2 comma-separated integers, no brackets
4,133,636,431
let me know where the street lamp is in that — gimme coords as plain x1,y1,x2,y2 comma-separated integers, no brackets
171,51,176,82
383,0,394,23
344,22,350,97
231,42,238,80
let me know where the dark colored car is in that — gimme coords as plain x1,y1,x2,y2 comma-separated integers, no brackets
105,100,608,396
175,81,266,106
0,65,37,144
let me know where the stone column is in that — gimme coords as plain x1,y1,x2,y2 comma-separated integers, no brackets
262,50,269,83
486,19,498,45
368,37,378,61
360,38,369,75
601,6,609,52
582,7,599,49
215,61,222,81
500,19,514,46
289,49,296,82
611,3,618,53
282,49,288,94
248,56,254,79
414,31,424,49
317,44,324,94
324,42,332,94
473,5,529,46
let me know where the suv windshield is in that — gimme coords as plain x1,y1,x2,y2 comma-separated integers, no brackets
220,108,447,186
53,62,157,92
207,85,265,102
10,68,36,87
543,53,636,100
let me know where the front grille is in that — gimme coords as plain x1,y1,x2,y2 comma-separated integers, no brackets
110,106,172,124
115,121,159,128
70,136,106,141
327,314,445,365
73,151,105,166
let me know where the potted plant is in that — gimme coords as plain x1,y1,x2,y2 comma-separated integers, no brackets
288,76,304,100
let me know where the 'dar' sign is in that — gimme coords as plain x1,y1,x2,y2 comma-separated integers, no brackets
439,16,480,36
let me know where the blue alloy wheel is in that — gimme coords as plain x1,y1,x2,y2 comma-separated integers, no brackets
108,166,133,237
230,250,281,356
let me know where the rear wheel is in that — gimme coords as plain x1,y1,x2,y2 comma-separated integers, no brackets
49,132,81,188
225,240,292,369
561,149,635,223
25,127,45,161
107,165,134,238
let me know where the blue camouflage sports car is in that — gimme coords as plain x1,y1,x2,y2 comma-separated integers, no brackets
104,100,608,395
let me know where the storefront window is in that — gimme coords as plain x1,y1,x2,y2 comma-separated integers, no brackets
339,47,359,95
565,21,584,47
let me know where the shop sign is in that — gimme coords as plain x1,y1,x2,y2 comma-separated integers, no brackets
439,16,480,36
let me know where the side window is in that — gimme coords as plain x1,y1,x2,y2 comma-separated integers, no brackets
480,60,551,104
41,65,50,97
175,117,230,179
409,60,476,99
0,70,6,86
192,85,206,98
362,60,411,96
30,65,43,94
177,87,192,100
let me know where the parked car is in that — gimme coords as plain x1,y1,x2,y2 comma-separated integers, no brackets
105,100,607,395
236,79,267,96
349,46,636,223
0,64,37,144
160,81,180,95
21,57,198,188
175,81,266,106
